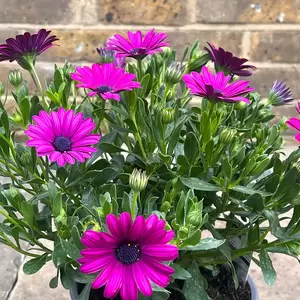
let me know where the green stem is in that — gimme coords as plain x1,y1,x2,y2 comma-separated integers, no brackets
137,59,143,81
131,191,139,219
30,66,48,110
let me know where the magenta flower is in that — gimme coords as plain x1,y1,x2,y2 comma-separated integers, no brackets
183,66,254,103
286,118,300,142
71,63,141,101
106,29,170,60
204,42,256,77
97,47,126,68
79,212,178,300
0,29,58,70
268,80,293,106
25,108,101,166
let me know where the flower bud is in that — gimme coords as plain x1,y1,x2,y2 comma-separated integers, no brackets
220,128,237,144
8,70,23,88
129,169,148,192
0,82,4,97
279,117,289,131
165,62,185,85
178,226,189,239
187,210,202,227
234,101,248,110
162,108,176,124
10,112,23,125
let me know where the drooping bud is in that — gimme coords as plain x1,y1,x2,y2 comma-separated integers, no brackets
165,62,185,85
8,69,23,88
220,128,237,144
129,169,148,192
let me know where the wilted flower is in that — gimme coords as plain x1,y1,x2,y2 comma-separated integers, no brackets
71,63,141,101
204,42,256,77
268,80,293,106
286,117,300,142
97,47,126,68
0,29,58,70
129,169,148,192
79,213,178,300
25,108,101,166
183,66,254,103
106,29,170,60
8,70,23,88
165,62,185,85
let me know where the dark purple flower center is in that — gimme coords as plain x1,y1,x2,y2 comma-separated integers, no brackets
130,48,147,56
214,89,223,94
53,136,72,153
96,85,112,94
116,243,141,265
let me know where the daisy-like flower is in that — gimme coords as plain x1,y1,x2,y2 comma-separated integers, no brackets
268,80,293,106
71,63,141,101
183,66,254,103
97,47,126,68
79,212,178,300
0,29,58,70
24,108,101,166
286,117,300,142
204,42,256,77
105,29,170,60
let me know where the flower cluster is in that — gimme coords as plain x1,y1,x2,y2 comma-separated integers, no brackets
0,27,298,300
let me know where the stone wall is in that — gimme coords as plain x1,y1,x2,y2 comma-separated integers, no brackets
0,0,299,102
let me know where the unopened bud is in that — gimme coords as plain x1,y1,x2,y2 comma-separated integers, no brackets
10,112,23,125
165,62,185,85
187,211,202,227
234,101,248,110
162,108,176,124
83,219,101,232
129,169,148,192
16,143,32,167
220,128,237,144
8,70,23,88
178,226,189,239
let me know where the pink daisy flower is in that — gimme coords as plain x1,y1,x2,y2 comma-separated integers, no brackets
79,212,178,300
24,108,101,166
183,66,254,103
71,63,141,101
106,29,170,60
286,117,300,142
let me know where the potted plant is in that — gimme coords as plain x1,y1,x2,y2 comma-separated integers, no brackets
0,28,299,300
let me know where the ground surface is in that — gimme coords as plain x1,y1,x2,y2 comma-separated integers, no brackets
1,142,299,300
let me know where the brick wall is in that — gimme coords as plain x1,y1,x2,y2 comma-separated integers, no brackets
0,0,299,114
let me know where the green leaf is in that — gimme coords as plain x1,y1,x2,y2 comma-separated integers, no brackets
265,174,280,193
52,192,63,218
183,261,211,300
60,239,81,261
259,248,277,286
72,226,84,250
205,139,214,166
181,229,202,247
20,97,31,126
171,263,192,280
250,158,270,176
65,265,96,284
23,254,48,275
181,237,226,251
1,111,9,136
167,115,187,155
180,177,220,191
20,201,34,227
176,192,185,225
246,193,265,211
184,132,199,164
99,142,127,153
52,242,67,267
231,185,271,197
222,158,232,179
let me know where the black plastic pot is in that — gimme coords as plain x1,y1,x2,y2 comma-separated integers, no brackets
70,276,259,300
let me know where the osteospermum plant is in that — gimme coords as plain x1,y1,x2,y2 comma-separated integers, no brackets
0,28,299,300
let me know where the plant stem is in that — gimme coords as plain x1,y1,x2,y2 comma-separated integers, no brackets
131,191,139,219
30,66,48,110
137,59,143,80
